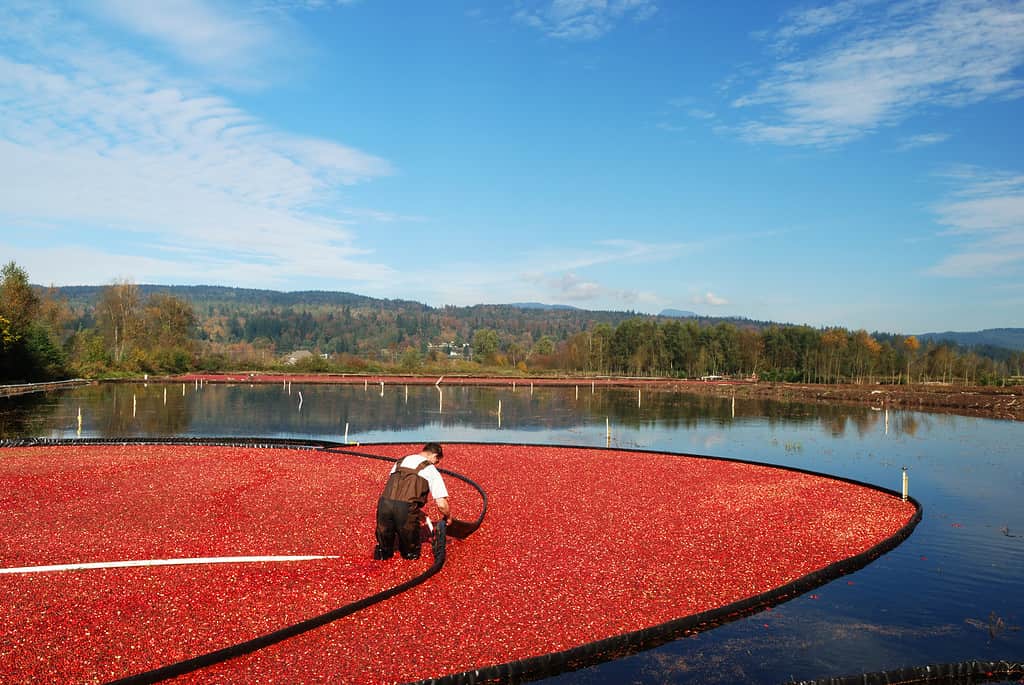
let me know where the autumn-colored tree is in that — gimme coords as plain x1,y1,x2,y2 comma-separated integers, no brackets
738,328,765,378
820,328,848,383
38,286,73,343
0,261,40,339
850,329,881,383
0,263,68,380
926,344,954,383
903,335,920,384
589,323,613,374
143,293,195,350
0,314,14,349
96,281,141,364
505,341,525,368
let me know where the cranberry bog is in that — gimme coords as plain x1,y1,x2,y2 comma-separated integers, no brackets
0,440,920,684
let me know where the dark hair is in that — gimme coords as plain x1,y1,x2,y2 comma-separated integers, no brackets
423,442,443,459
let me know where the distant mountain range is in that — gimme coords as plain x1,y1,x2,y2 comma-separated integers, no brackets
658,308,699,318
916,328,1024,351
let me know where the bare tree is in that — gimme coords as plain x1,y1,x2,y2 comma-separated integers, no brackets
97,281,141,364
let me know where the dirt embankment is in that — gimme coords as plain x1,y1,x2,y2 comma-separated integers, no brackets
671,380,1024,422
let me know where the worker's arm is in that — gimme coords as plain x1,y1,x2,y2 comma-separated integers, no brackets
434,496,451,520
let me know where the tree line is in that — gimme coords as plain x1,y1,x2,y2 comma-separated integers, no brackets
3,262,1022,385
2,264,195,381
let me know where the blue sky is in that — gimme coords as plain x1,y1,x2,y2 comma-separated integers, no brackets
1,0,1022,334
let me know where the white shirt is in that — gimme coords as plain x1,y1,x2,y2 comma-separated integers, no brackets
389,454,449,500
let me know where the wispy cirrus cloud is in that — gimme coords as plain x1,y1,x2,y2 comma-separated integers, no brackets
734,0,1024,147
515,0,658,40
898,132,950,150
89,0,274,72
928,166,1024,277
0,2,397,288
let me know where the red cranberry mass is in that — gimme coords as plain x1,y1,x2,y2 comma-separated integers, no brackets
0,443,916,684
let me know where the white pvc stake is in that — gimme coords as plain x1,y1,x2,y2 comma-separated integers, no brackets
638,389,642,407
182,383,186,396
77,407,82,436
344,422,349,444
885,408,890,435
513,381,516,392
438,386,443,413
298,391,303,412
163,387,167,405
380,381,384,397
498,400,502,428
195,379,199,391
606,417,611,447
902,467,909,501
405,385,409,403
592,381,595,394
364,379,368,391
575,385,579,400
133,394,137,418
731,395,735,418
530,383,534,395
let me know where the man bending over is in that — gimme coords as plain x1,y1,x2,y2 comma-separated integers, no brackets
373,442,451,560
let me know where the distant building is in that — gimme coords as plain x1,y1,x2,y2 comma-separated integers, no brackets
284,350,314,365
427,341,472,359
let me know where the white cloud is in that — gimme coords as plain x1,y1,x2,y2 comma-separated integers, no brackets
735,0,1024,146
770,0,881,49
898,132,950,150
928,167,1024,277
0,5,397,288
91,0,274,71
691,291,729,306
552,272,603,300
515,0,658,40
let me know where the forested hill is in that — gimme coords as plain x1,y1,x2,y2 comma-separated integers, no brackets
50,284,428,311
44,284,771,356
918,328,1024,351
43,285,1024,355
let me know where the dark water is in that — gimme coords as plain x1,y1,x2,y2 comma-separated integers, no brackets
2,381,1022,683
